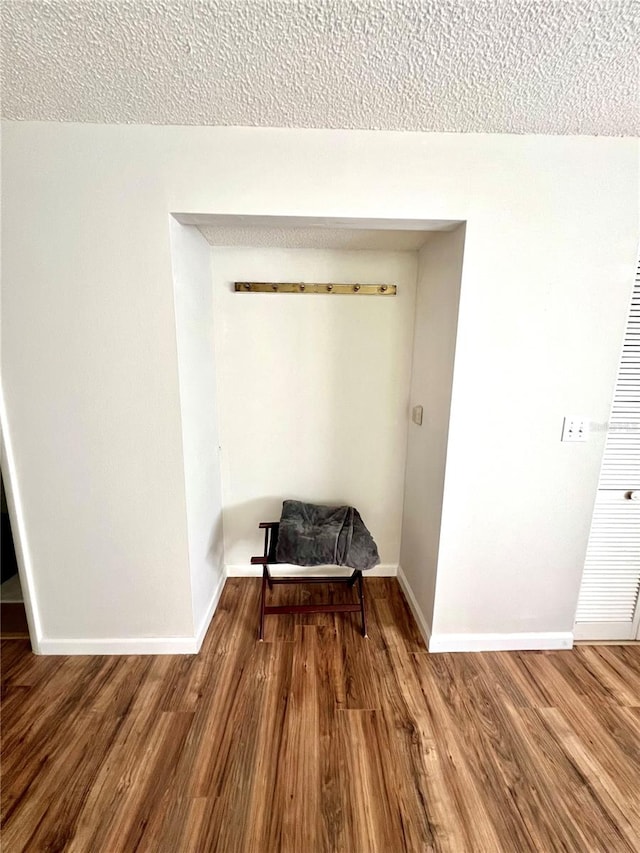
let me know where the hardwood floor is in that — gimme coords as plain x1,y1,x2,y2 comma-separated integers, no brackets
0,603,29,639
2,578,640,852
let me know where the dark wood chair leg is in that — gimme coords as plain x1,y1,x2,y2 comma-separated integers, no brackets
259,564,267,641
254,522,370,640
357,570,367,638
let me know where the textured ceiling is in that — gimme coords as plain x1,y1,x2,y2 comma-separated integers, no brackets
177,213,457,249
2,1,639,136
198,225,432,250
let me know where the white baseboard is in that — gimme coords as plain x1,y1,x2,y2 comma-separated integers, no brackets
396,565,431,650
38,635,201,655
39,569,228,656
428,631,574,653
226,563,398,578
194,569,227,651
394,566,573,654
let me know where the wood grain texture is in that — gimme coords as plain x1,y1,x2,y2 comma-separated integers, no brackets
2,578,639,852
0,603,29,639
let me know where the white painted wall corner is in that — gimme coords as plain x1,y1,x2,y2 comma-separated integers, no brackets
194,568,227,651
396,565,573,653
38,569,227,655
396,565,431,650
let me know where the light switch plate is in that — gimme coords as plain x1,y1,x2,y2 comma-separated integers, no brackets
562,416,589,442
412,405,423,426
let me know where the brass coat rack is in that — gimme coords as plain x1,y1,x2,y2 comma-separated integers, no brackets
234,282,396,296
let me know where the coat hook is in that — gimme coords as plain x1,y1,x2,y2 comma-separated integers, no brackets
235,281,396,295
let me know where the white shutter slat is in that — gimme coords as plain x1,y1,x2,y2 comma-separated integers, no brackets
575,259,640,638
597,269,640,493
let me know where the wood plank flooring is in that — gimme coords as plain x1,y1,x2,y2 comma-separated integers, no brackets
0,603,29,639
2,578,640,852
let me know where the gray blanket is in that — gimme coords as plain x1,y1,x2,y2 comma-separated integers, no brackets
275,500,380,571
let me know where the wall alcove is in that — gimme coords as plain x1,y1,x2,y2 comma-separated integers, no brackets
170,213,466,645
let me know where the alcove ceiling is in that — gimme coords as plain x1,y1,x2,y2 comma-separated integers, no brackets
2,1,638,136
175,214,459,251
197,225,434,251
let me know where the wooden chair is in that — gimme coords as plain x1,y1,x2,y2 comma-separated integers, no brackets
251,521,367,640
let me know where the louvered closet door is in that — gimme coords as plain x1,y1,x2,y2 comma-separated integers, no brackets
574,261,640,640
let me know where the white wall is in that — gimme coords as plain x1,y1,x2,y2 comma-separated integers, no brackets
429,178,638,650
1,123,637,651
210,247,417,573
399,228,465,639
1,127,197,648
170,220,225,639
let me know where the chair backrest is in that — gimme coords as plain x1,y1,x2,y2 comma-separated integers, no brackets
259,521,280,563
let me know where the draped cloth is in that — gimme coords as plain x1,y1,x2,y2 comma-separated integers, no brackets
275,500,380,571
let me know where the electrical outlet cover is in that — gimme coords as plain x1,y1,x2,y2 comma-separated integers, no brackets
562,416,589,442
